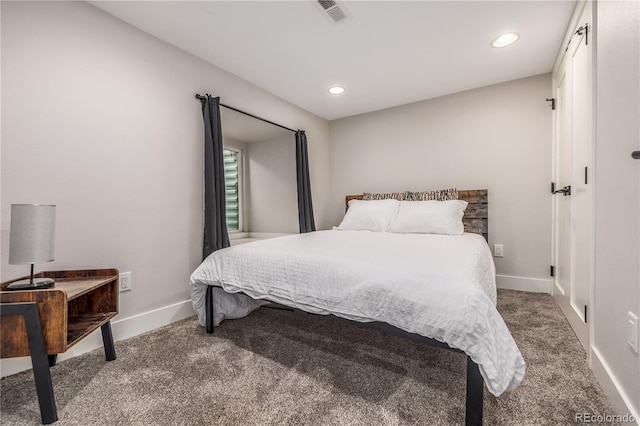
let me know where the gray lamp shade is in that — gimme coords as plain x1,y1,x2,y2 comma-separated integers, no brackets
9,204,56,265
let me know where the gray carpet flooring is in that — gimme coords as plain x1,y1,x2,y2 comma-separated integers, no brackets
1,290,615,425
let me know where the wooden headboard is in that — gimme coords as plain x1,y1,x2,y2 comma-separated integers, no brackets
345,189,488,241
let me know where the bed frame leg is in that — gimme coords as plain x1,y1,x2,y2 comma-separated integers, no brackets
205,286,215,334
465,357,484,426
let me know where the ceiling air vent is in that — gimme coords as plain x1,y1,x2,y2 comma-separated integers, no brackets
315,0,352,25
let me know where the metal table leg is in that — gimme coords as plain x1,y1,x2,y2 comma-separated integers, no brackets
1,302,58,424
100,322,117,361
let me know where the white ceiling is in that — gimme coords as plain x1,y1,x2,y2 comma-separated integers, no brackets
91,0,576,121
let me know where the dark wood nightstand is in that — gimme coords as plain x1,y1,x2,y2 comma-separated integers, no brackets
1,268,119,424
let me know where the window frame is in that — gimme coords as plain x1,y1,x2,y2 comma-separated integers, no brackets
223,146,244,233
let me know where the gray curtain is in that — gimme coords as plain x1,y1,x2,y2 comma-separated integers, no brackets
295,130,316,233
200,95,230,260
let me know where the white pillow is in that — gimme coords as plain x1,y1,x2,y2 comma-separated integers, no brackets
336,199,400,232
390,200,468,235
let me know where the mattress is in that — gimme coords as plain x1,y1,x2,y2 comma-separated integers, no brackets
190,230,525,396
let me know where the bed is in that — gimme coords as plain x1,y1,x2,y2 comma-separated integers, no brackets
190,189,525,425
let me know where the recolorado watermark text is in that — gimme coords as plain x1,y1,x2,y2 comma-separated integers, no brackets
575,413,636,423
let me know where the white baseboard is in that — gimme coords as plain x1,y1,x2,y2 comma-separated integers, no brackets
229,233,292,246
0,299,195,378
248,232,293,239
496,274,552,293
228,232,249,240
590,347,640,424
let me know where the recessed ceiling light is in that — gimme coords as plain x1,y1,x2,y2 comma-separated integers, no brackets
492,33,519,48
328,86,345,95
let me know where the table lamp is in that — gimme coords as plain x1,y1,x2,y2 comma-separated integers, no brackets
7,204,57,290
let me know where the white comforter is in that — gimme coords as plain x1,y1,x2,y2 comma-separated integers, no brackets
190,230,525,396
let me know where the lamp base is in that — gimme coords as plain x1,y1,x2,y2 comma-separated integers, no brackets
6,278,55,291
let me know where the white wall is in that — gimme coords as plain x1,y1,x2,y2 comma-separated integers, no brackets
330,74,552,282
247,134,299,234
592,0,640,417
1,1,330,320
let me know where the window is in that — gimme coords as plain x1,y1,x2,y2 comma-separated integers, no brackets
223,148,242,232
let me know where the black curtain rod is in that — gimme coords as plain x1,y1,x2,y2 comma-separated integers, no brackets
196,94,297,133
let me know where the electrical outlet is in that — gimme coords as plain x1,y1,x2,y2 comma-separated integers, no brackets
119,271,132,292
628,312,638,353
493,244,504,257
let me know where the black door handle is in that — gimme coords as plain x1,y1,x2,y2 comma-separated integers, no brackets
553,185,572,196
633,151,640,159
